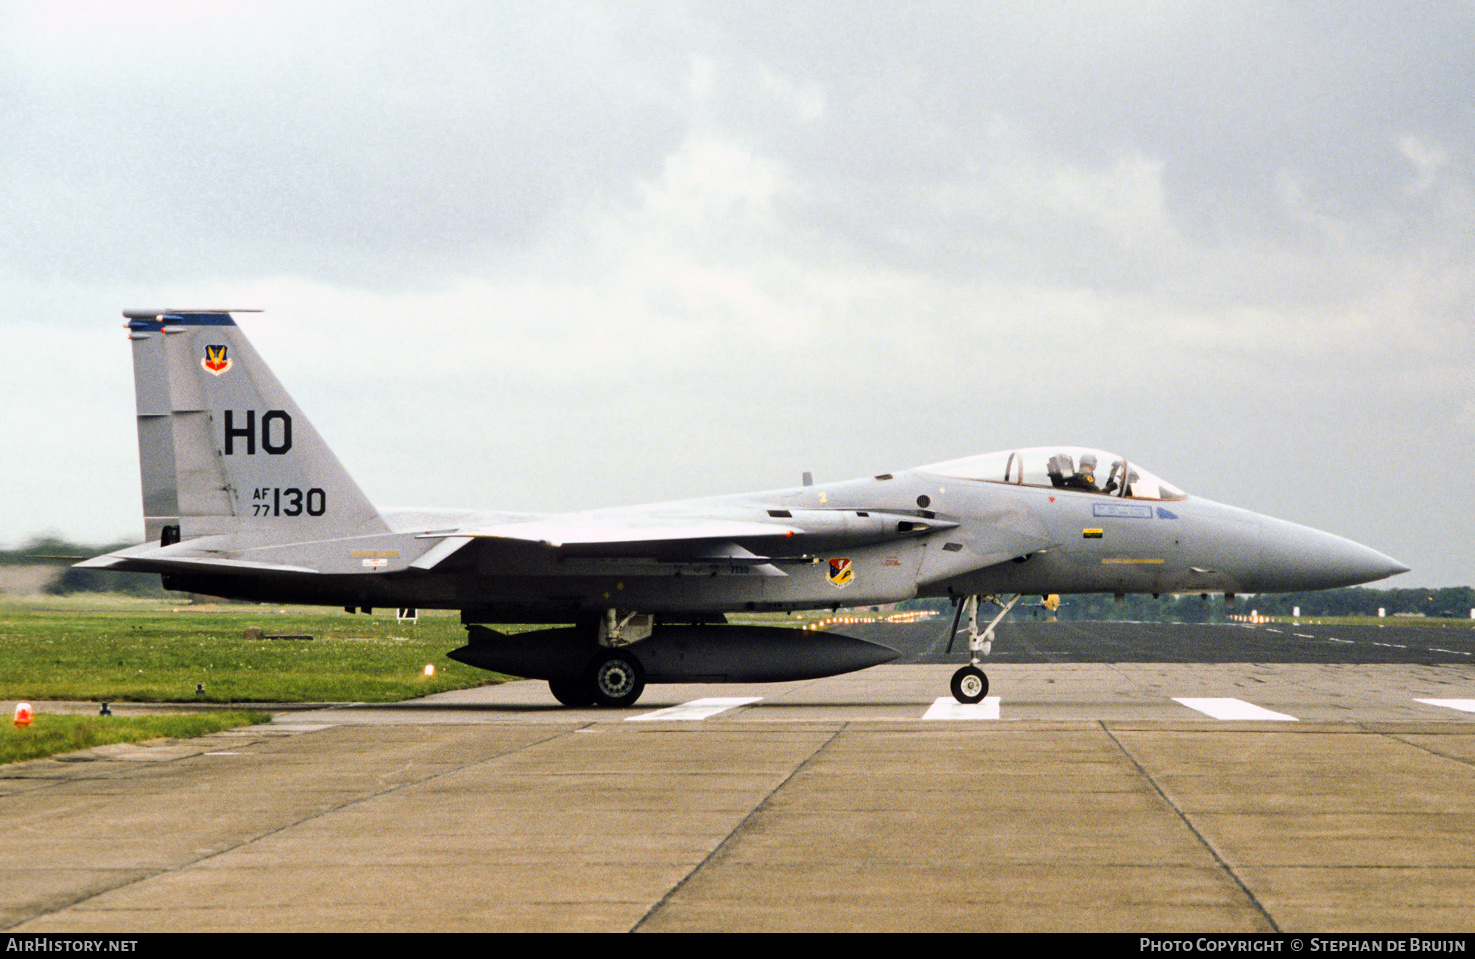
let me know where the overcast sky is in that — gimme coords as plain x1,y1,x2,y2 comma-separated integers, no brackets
2,2,1470,588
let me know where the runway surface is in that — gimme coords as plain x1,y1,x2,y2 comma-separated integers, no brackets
5,620,1475,932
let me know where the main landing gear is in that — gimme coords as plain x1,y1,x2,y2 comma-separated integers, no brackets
946,593,1022,704
547,610,650,708
548,648,648,707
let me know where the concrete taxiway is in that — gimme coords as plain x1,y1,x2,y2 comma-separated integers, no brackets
4,622,1475,932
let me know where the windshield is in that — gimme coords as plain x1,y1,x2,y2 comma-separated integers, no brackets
916,447,1186,501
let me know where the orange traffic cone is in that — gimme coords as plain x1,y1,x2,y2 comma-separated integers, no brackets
13,702,33,727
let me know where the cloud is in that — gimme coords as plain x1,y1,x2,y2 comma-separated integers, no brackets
0,1,691,285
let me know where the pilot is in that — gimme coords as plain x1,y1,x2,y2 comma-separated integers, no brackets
1062,454,1100,492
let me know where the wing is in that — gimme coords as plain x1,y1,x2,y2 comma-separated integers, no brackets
411,508,963,574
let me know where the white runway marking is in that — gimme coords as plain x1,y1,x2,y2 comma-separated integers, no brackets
1415,699,1475,714
628,697,761,721
1173,698,1298,721
923,697,1001,720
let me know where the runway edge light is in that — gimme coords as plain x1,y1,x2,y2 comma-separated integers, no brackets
13,702,33,727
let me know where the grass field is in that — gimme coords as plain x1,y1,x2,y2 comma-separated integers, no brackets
0,595,510,703
0,710,271,765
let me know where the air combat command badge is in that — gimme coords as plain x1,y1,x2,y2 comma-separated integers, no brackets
202,344,231,376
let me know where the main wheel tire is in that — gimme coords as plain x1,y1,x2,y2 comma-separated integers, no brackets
950,665,988,704
548,676,594,707
588,650,646,707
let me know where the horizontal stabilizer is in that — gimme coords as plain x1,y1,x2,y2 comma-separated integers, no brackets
75,541,319,576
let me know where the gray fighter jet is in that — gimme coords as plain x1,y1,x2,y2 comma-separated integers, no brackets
80,310,1408,706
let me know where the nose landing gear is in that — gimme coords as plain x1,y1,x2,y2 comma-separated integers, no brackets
946,593,1022,704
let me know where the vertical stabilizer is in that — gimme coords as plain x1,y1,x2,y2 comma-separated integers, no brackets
123,310,389,542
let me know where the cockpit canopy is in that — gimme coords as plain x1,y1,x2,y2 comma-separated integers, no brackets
918,447,1186,501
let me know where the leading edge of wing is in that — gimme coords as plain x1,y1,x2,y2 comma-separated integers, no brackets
436,518,802,549
427,509,959,552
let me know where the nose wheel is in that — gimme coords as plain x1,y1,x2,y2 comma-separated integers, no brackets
950,665,988,704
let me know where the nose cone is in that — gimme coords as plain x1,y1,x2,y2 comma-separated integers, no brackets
1257,515,1408,590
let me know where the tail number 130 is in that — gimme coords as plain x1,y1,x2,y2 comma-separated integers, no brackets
252,487,326,517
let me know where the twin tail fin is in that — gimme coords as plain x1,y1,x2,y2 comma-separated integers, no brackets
123,310,388,544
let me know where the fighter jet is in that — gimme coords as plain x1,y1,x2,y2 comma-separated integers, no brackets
80,310,1408,706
